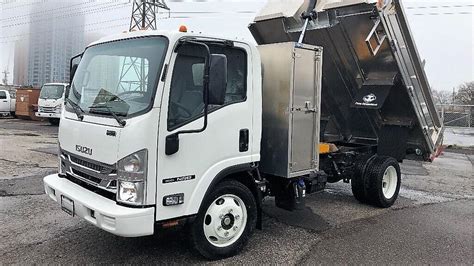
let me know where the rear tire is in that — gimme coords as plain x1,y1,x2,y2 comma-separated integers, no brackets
365,156,401,208
188,180,257,260
351,155,375,203
48,118,60,126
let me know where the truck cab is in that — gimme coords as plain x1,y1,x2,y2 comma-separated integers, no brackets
44,30,263,258
0,89,16,117
36,83,68,125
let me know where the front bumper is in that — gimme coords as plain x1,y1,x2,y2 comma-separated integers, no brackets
36,112,61,118
44,174,155,237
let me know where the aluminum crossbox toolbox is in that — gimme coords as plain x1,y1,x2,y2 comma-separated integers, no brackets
258,42,323,179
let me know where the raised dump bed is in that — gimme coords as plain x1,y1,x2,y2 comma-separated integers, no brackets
249,0,443,161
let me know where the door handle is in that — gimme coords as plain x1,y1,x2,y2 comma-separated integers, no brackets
2,100,7,103
239,129,249,152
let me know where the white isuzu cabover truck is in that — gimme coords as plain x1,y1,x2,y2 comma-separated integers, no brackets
36,83,68,125
44,0,443,259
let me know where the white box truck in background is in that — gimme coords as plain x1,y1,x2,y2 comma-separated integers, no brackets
0,89,16,117
36,83,68,125
43,0,443,259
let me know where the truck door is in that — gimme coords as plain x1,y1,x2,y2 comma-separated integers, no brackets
0,91,10,112
290,46,322,175
156,42,254,220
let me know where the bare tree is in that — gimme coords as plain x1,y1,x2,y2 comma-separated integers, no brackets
455,81,474,105
432,89,452,105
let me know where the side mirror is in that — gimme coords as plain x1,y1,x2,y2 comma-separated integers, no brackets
208,54,227,105
70,64,78,84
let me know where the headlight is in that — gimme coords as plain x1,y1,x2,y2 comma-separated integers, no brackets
117,149,148,205
118,181,145,204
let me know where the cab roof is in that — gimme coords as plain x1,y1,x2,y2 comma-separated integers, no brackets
88,30,251,49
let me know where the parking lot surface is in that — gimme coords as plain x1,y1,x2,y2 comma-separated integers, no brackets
0,118,473,264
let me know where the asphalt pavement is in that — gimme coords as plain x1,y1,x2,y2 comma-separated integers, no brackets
0,118,473,264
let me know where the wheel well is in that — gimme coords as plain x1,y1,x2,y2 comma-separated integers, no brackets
222,170,263,229
223,171,259,201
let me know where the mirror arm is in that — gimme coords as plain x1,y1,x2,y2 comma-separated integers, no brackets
69,53,83,84
172,40,211,137
165,40,212,156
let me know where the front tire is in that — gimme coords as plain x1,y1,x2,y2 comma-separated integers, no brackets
48,118,60,126
189,180,257,260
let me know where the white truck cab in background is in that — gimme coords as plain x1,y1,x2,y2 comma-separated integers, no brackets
36,83,68,125
0,89,16,117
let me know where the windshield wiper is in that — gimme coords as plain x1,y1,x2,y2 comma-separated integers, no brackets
65,98,84,120
89,104,126,127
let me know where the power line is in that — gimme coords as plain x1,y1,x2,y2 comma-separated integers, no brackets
405,4,474,9
1,9,257,39
411,12,472,16
0,23,129,44
0,2,111,22
0,16,131,40
2,3,130,28
1,1,42,10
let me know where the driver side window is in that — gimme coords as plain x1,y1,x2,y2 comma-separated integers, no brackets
167,45,248,131
167,54,205,130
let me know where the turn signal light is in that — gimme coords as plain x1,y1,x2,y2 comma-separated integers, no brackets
163,193,184,206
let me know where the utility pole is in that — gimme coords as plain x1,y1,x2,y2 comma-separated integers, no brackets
2,70,9,85
118,0,170,92
129,0,169,31
452,87,456,104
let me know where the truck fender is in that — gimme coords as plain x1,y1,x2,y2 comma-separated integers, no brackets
194,163,263,229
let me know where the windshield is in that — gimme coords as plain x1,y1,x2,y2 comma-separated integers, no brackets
40,85,65,100
68,36,168,118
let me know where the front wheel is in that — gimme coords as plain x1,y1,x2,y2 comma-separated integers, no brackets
189,180,257,260
48,118,60,126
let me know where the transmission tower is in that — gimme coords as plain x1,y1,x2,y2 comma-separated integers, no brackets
129,0,169,31
2,70,9,85
117,0,170,93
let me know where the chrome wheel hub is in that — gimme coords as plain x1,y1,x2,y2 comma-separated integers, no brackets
203,194,247,247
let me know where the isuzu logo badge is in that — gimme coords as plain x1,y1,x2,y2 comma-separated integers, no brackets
76,145,92,156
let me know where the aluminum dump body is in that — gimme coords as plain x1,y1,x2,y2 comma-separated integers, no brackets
249,0,443,160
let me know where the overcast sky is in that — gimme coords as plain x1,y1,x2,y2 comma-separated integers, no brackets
0,0,473,91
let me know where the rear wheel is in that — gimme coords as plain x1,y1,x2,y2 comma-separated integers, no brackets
351,155,375,203
365,156,401,208
48,118,60,126
189,180,257,260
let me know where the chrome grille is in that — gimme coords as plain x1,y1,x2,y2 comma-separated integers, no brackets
39,106,56,113
70,155,109,173
71,168,102,184
61,150,117,193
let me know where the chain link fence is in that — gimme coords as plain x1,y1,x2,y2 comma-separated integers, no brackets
437,104,473,127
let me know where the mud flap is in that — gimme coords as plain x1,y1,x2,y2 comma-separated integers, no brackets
377,125,409,161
